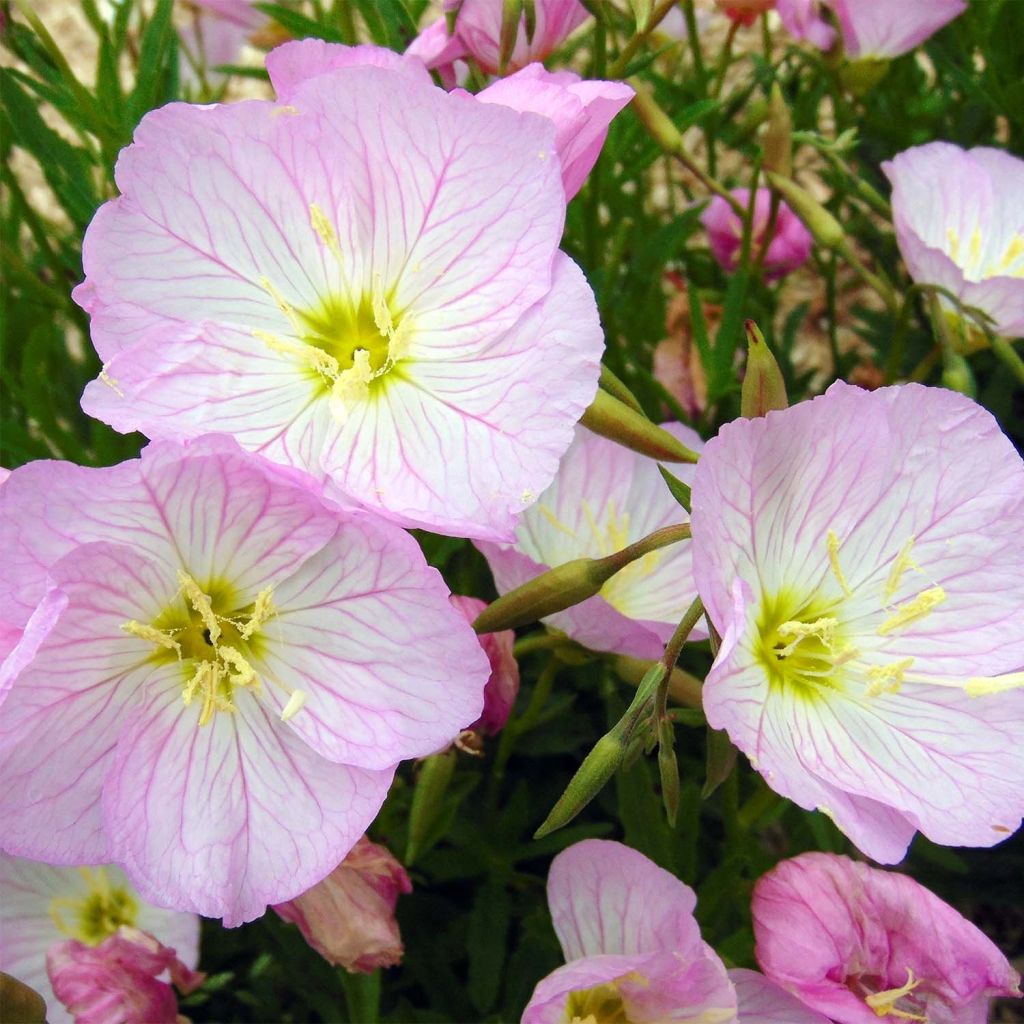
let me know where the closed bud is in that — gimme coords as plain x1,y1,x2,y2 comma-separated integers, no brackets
702,728,738,798
599,363,644,414
534,733,625,838
741,320,788,417
657,718,681,826
762,83,792,178
523,0,537,43
765,171,845,250
629,80,683,155
581,388,700,463
406,749,457,864
499,0,522,73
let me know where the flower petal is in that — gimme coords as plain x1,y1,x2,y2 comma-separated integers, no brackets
729,968,831,1023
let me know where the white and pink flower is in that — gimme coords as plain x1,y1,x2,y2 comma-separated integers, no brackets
691,382,1024,863
0,436,489,923
76,45,606,541
478,423,704,659
753,853,1022,1023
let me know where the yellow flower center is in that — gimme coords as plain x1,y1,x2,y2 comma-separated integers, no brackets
50,868,138,945
864,967,929,1021
564,981,632,1024
946,226,1024,281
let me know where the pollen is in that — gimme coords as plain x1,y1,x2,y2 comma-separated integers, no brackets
877,586,946,635
864,967,927,1021
775,616,838,657
122,619,181,657
239,586,275,640
884,536,919,601
866,657,915,696
178,571,221,645
827,530,852,596
99,368,124,396
309,202,342,260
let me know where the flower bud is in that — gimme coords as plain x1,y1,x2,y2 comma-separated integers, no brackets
534,733,626,838
0,973,46,1024
406,749,457,864
581,388,701,463
741,320,788,417
274,837,412,974
450,595,520,735
761,83,792,178
764,171,845,250
657,718,681,826
599,363,644,413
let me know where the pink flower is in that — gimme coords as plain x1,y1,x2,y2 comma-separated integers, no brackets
0,855,199,1024
408,0,589,77
478,424,705,660
701,188,812,281
450,595,520,735
48,926,203,1024
75,49,603,542
522,839,737,1023
883,142,1024,339
273,836,412,973
753,853,1022,1023
0,436,489,923
714,0,776,27
691,382,1024,863
775,0,836,51
730,968,831,1023
179,1,267,88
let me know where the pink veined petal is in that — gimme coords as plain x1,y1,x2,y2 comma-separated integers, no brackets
547,839,702,961
834,0,966,59
103,680,395,926
404,18,469,85
0,542,176,865
266,39,433,101
729,968,831,1023
320,252,602,540
255,517,490,768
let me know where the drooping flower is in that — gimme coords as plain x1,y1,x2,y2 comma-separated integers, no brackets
75,47,604,541
701,188,813,282
883,142,1024,339
0,436,489,923
477,423,705,660
730,969,831,1023
522,839,737,1024
450,595,520,735
0,855,200,1024
273,836,412,974
407,0,589,77
752,853,1022,1023
48,926,204,1024
691,381,1024,863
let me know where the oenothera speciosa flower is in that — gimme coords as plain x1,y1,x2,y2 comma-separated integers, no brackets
753,853,1022,1023
76,44,610,541
0,437,489,923
884,142,1024,339
692,382,1024,862
0,854,200,1024
729,969,830,1024
522,839,737,1023
478,424,704,659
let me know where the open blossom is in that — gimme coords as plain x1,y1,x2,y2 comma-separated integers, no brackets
884,142,1024,339
522,839,737,1023
0,855,199,1024
0,436,489,923
753,853,1022,1023
76,46,604,542
273,836,412,974
450,595,520,734
775,0,836,50
691,382,1024,863
407,0,588,77
478,424,705,659
48,926,204,1024
701,188,812,282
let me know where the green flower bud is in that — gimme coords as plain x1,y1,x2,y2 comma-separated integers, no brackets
765,171,845,251
741,320,788,418
406,749,457,865
761,83,792,179
581,389,700,463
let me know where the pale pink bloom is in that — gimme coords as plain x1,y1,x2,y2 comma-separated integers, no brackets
179,1,266,87
883,142,1024,339
775,0,837,50
75,52,603,542
478,424,705,659
0,436,489,923
522,839,737,1023
405,17,467,89
730,968,831,1023
0,855,199,1024
450,595,520,734
701,188,812,281
476,66,634,200
753,853,1022,1023
408,0,588,77
273,836,411,973
48,926,204,1024
691,382,1024,863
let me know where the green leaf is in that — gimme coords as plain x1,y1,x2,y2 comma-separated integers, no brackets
658,464,692,513
253,3,345,42
467,882,510,1013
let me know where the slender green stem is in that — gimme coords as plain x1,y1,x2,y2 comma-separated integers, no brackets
608,0,680,77
992,337,1024,386
340,969,380,1024
512,633,580,659
712,21,739,99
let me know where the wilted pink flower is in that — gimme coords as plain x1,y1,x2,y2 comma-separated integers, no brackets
273,836,411,973
0,436,489,923
478,424,705,659
0,856,199,1024
701,188,812,282
753,853,1022,1023
692,382,1024,863
884,142,1024,339
48,926,203,1024
75,48,603,542
522,839,737,1023
450,595,520,734
408,0,588,77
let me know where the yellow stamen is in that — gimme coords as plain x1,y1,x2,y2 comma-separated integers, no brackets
865,968,927,1021
281,690,307,721
258,329,341,380
537,503,578,540
239,586,275,640
309,203,342,260
99,368,124,396
965,671,1024,698
219,645,257,688
877,586,945,636
827,530,852,596
946,227,960,261
884,537,919,601
329,348,375,418
968,226,983,268
178,571,221,645
866,657,915,696
775,616,838,658
122,620,180,658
